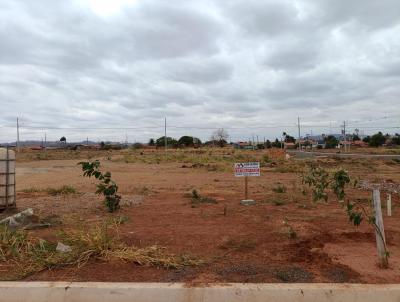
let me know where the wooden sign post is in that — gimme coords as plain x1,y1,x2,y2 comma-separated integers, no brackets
234,162,260,202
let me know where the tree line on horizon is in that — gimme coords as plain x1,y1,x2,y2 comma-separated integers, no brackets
51,129,400,150
143,130,400,149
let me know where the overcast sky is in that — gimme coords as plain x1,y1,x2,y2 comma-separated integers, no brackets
1,0,400,143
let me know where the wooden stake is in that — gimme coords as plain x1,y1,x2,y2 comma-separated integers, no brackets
373,189,388,268
245,176,248,200
387,194,392,217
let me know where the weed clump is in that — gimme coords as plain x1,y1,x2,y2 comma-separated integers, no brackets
47,185,77,196
190,189,217,205
282,218,297,239
272,183,287,193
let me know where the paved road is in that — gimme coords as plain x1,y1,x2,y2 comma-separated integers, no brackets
287,150,400,160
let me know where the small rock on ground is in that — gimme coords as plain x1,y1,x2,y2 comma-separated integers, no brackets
240,200,257,206
56,242,72,253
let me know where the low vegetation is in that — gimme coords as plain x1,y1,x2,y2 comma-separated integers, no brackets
0,223,202,280
282,218,297,239
302,165,389,267
78,160,121,212
21,185,77,196
190,189,217,205
272,183,287,193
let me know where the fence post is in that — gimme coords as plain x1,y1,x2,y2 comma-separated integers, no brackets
387,194,392,217
373,189,388,268
244,176,248,200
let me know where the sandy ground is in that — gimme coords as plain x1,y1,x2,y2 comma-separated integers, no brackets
2,154,400,283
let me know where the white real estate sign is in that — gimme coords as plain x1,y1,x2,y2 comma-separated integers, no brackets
234,162,260,177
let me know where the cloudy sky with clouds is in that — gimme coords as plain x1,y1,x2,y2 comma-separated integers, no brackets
1,0,400,143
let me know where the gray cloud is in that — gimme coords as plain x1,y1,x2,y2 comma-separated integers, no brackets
0,0,400,142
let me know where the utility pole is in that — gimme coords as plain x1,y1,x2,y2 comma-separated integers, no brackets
297,116,301,150
16,117,20,153
164,117,167,154
44,132,47,157
343,121,346,152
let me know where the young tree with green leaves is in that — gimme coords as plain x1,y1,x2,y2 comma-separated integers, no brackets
78,160,121,212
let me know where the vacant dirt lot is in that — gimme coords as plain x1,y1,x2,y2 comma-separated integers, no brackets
2,148,400,283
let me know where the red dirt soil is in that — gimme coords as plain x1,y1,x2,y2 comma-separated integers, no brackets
3,156,400,283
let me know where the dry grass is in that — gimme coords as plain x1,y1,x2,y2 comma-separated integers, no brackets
20,185,78,196
0,222,202,280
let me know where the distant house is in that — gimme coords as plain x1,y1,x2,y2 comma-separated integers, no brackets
73,144,101,150
29,145,44,151
314,139,326,149
298,139,323,149
339,141,352,148
352,140,368,148
283,142,296,149
233,142,255,150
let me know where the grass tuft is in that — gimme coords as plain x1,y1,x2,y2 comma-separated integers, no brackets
272,183,287,193
21,185,78,196
190,189,217,205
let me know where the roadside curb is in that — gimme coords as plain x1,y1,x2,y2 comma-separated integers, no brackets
0,282,399,302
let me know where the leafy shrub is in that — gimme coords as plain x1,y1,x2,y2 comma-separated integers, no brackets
301,165,389,266
302,166,330,202
331,169,351,201
78,160,121,212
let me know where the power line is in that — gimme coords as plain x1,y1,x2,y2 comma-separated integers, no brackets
1,122,399,131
